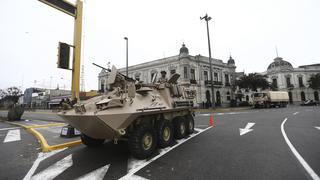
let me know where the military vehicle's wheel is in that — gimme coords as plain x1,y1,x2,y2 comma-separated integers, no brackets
185,114,194,134
128,125,157,159
156,120,173,148
81,134,105,147
173,117,187,139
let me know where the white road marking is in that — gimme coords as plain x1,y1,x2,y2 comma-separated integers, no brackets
76,164,110,180
0,127,21,131
293,112,299,115
119,126,212,180
239,122,255,136
23,148,67,180
315,127,320,130
281,118,320,180
3,129,21,143
31,154,73,180
129,175,149,180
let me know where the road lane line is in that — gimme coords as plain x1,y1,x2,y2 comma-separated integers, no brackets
315,127,320,130
281,118,320,180
293,112,299,115
0,127,21,131
31,154,73,180
3,129,21,143
119,126,213,180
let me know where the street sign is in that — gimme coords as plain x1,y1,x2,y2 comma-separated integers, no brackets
39,0,76,17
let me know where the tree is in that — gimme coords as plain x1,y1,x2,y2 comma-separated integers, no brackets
1,87,22,107
236,73,270,91
308,73,320,90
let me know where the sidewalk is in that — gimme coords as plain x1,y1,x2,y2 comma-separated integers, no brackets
194,107,252,113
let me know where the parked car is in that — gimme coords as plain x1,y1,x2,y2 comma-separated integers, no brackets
300,100,319,106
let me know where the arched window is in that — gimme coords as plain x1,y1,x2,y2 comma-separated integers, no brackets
226,91,231,101
301,91,306,101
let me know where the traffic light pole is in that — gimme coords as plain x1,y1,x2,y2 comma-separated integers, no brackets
71,0,83,101
39,0,83,102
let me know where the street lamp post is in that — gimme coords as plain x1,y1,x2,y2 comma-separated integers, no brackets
201,14,215,109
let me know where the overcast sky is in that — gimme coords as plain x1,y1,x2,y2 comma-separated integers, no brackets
0,0,319,92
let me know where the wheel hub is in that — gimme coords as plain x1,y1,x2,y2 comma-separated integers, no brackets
163,127,171,141
180,123,185,134
142,133,153,150
189,121,193,131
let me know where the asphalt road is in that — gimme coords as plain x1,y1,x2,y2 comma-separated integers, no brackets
0,106,319,180
0,122,39,180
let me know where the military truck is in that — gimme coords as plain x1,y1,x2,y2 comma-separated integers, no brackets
252,91,289,108
58,66,196,159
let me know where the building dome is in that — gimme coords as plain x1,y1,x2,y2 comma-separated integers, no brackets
227,56,235,65
267,57,293,71
179,43,189,55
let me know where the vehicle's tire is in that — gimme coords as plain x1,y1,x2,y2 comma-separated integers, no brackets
173,116,187,139
128,124,157,159
185,114,194,134
156,120,174,148
81,134,105,147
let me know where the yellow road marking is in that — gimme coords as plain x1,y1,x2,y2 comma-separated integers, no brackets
4,121,82,152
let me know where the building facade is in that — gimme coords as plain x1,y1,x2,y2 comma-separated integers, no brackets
98,44,238,107
262,57,320,104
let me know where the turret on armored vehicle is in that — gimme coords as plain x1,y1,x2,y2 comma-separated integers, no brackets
58,66,196,159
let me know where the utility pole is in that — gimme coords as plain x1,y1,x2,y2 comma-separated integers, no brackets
200,14,215,108
39,0,83,102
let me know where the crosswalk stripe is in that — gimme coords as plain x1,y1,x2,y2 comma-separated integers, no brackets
31,155,73,180
23,148,67,180
76,164,110,180
4,129,21,143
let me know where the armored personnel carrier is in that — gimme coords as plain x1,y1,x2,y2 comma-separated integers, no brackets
58,66,196,159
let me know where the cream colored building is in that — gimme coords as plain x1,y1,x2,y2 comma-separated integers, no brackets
98,44,237,107
262,57,320,104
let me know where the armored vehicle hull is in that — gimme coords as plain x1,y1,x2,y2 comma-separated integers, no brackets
59,67,196,159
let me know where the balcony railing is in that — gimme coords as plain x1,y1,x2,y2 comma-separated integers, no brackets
190,79,197,84
287,84,294,89
205,80,223,86
225,82,231,86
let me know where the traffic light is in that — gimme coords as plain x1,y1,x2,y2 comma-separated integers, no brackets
58,42,70,69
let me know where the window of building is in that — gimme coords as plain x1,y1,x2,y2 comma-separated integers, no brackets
170,69,176,75
190,69,195,80
225,74,229,83
301,91,306,101
184,67,188,78
286,77,291,87
272,78,278,88
298,76,304,87
204,71,208,81
214,72,218,81
226,91,231,101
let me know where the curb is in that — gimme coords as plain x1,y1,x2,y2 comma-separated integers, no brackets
5,121,82,152
194,107,252,113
